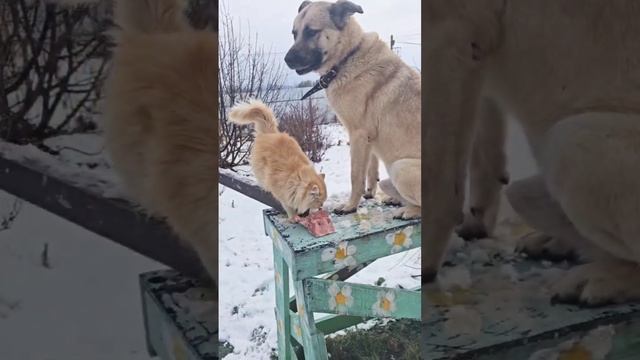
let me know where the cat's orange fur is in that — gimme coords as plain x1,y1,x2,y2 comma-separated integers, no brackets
229,100,327,219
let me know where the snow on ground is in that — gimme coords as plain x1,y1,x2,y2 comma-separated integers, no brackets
0,190,163,360
0,133,125,199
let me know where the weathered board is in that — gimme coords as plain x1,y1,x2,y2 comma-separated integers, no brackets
422,230,640,360
0,155,207,280
304,278,420,320
140,270,218,360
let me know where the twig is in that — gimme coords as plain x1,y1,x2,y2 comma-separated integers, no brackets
41,242,51,268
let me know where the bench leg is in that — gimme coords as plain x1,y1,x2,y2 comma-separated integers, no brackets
274,246,293,359
294,280,329,359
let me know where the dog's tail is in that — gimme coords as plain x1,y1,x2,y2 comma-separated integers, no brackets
228,99,279,134
114,0,189,33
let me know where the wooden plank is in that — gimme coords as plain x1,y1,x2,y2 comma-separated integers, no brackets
315,314,368,334
219,168,284,212
274,244,294,359
304,278,420,320
423,249,640,359
140,270,217,360
0,156,207,280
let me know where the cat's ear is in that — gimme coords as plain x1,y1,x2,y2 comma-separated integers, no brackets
310,184,320,198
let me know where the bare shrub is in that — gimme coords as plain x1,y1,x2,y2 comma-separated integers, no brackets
0,0,110,144
218,2,287,169
279,99,331,163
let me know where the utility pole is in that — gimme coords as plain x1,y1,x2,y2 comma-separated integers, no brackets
390,34,395,50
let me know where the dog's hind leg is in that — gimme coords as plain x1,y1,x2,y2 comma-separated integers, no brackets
384,158,421,219
364,152,379,199
456,98,508,240
537,112,640,306
506,175,598,262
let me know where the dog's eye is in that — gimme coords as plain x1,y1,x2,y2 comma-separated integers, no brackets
304,27,320,38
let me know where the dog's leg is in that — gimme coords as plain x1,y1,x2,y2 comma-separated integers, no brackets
335,130,370,214
422,23,488,282
456,98,508,240
538,113,640,305
364,153,379,199
379,178,403,206
506,175,598,262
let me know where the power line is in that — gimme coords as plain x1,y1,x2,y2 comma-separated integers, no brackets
395,41,421,46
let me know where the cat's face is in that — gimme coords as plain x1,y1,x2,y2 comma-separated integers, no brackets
294,170,327,216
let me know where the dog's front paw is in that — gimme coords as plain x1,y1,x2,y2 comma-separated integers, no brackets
455,213,488,241
392,205,421,220
381,195,402,206
517,232,578,262
333,203,358,215
550,261,640,307
363,188,375,200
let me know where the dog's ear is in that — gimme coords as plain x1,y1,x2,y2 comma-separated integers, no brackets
298,1,311,13
329,0,363,29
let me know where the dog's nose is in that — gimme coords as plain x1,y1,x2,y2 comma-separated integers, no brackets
284,50,298,68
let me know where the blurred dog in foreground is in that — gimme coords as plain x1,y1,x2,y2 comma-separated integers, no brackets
102,0,218,287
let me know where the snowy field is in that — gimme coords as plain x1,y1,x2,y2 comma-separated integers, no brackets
0,189,163,360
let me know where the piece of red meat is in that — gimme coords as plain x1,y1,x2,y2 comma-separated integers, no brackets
294,209,336,237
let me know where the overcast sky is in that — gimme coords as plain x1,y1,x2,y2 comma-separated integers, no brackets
221,0,421,86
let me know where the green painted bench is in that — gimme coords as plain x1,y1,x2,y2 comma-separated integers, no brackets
140,270,218,360
264,201,421,359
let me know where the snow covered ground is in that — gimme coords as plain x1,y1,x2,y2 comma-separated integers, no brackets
0,189,163,360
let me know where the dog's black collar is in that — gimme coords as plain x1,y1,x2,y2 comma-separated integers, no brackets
300,43,362,101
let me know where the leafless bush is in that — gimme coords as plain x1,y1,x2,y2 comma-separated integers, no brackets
0,0,111,144
218,2,287,169
279,99,331,163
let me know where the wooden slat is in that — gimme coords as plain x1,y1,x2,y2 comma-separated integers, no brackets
0,156,208,280
304,278,421,320
219,168,284,212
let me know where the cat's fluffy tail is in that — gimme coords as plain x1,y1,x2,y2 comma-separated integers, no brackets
228,99,279,134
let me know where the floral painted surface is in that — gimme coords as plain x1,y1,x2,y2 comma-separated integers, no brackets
321,241,357,269
372,290,398,317
386,226,415,254
328,283,354,314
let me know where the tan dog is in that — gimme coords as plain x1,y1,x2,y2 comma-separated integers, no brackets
424,0,640,306
103,0,218,285
229,100,328,220
285,0,421,219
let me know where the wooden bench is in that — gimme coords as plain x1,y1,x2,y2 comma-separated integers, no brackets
265,201,421,359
